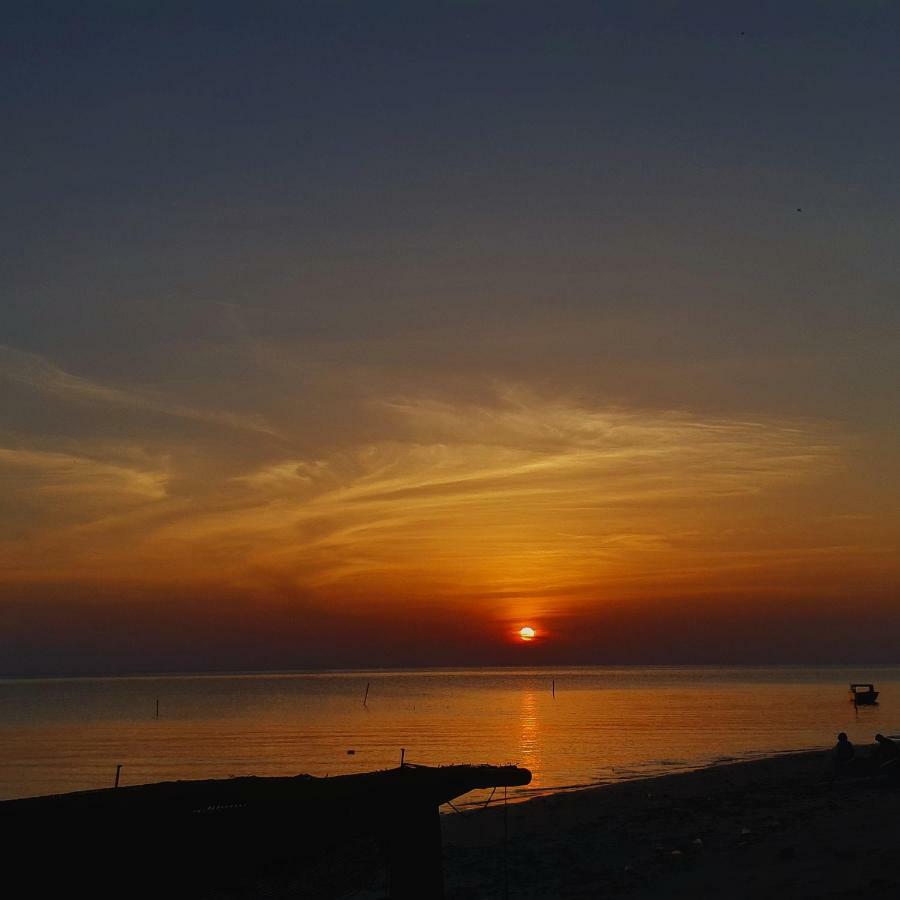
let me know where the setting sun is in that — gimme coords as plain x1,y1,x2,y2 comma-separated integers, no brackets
519,626,536,641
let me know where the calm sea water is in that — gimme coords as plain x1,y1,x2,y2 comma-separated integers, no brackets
2,666,898,804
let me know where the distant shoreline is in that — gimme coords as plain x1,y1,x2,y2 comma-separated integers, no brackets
3,661,900,681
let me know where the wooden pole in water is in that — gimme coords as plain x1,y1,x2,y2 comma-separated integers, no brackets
155,699,159,719
363,681,370,706
114,764,122,788
400,747,406,767
552,678,555,698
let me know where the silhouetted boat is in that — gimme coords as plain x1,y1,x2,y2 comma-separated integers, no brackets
849,683,879,705
1,762,530,899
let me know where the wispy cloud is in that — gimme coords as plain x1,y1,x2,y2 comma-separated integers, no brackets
0,382,888,613
0,446,168,502
0,345,282,437
133,390,853,597
0,444,174,577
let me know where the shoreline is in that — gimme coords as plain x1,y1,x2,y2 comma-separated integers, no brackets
442,746,900,898
450,745,829,810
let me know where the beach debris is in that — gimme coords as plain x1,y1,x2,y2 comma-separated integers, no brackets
347,749,355,755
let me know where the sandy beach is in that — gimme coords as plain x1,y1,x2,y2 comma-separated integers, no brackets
441,748,900,899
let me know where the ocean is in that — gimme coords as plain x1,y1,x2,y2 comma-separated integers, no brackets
2,665,898,804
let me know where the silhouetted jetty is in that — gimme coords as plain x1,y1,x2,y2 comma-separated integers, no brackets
1,763,530,899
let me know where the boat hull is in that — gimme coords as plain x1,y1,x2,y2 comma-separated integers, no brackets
849,691,879,705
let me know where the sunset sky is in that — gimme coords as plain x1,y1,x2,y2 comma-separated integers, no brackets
2,2,899,674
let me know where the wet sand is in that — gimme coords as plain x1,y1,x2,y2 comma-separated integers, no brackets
441,749,900,899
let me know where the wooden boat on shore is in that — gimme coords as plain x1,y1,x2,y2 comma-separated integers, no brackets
849,683,879,705
0,762,530,899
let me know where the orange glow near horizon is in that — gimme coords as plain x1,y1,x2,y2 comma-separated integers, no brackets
0,384,873,601
1,362,897,670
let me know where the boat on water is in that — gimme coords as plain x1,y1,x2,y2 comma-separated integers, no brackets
849,683,879,705
1,762,530,900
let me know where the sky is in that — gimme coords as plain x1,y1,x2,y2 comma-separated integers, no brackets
2,1,899,674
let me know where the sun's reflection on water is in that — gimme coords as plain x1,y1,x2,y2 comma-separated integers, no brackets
518,689,542,790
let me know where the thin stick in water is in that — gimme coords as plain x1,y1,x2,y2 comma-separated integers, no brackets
363,681,370,706
114,764,122,789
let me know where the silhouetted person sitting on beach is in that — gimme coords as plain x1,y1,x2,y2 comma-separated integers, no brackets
831,732,856,776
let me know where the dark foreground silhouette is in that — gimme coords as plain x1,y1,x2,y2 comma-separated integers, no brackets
7,751,899,898
1,763,530,899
